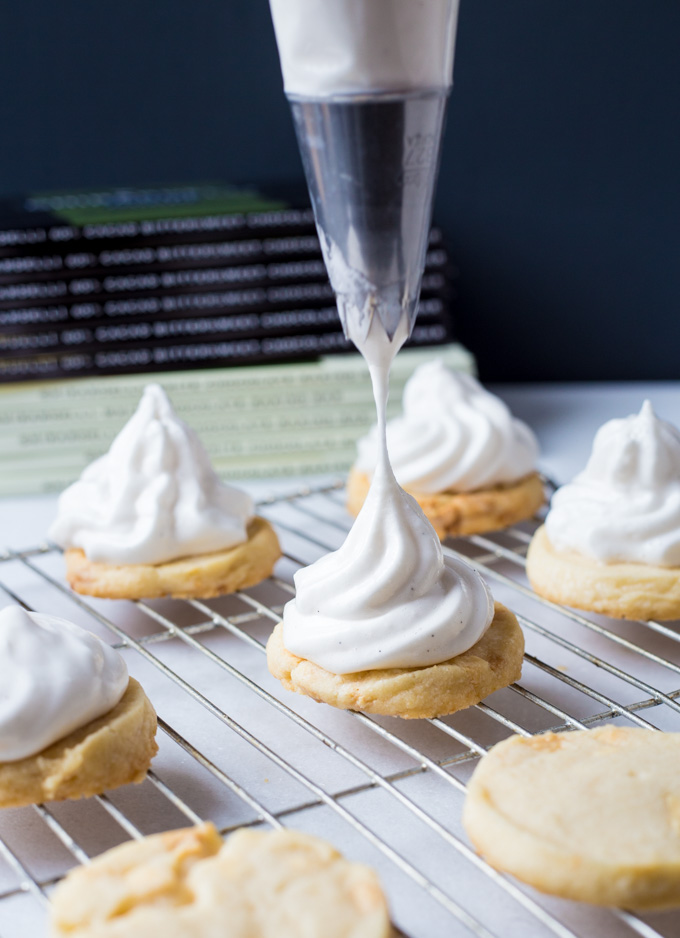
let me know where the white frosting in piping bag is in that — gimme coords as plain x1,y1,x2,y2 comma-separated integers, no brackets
545,401,680,567
49,384,253,566
268,0,460,97
283,317,494,674
355,362,539,494
0,605,128,762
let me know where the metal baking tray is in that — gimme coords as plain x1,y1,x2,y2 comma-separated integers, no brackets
1,481,678,938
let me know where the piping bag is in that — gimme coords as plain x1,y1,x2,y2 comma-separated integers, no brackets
268,0,461,345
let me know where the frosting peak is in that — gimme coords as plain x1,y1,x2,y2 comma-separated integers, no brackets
583,400,679,490
545,402,680,567
0,606,128,762
49,384,253,566
355,362,539,494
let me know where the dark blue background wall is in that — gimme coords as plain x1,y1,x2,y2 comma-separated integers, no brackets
1,1,678,381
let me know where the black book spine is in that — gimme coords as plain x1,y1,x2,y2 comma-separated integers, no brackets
0,253,454,331
0,209,319,258
0,258,336,308
0,295,454,358
0,233,326,284
0,320,453,385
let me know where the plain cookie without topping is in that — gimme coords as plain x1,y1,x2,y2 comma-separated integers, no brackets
49,822,393,938
267,602,524,719
0,678,157,808
64,516,281,600
463,726,680,910
346,468,545,539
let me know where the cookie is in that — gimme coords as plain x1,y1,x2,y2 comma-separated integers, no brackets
267,602,524,719
463,726,680,910
64,516,281,600
346,468,545,539
0,678,157,808
526,524,680,620
49,822,393,938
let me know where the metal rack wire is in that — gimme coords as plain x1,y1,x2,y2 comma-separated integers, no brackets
1,481,679,938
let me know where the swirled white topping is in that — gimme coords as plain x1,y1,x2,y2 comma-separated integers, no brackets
49,384,253,566
545,401,680,567
268,0,459,98
283,317,494,674
355,362,539,494
283,460,494,672
0,605,128,762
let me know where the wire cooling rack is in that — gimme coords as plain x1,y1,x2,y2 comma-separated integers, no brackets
1,480,680,938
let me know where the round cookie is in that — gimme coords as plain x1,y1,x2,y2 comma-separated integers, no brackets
346,468,545,539
267,602,524,719
0,678,157,808
63,516,281,600
463,726,680,910
49,822,393,938
526,524,680,620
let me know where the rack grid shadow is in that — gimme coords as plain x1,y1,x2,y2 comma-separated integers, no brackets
1,481,679,938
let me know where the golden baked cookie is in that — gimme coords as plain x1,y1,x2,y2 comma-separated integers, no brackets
346,468,545,538
463,726,680,910
64,516,281,600
0,678,157,808
267,602,524,719
526,524,680,620
49,821,393,938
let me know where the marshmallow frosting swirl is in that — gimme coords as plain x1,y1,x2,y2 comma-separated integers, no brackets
355,362,539,494
0,605,128,762
283,318,494,674
545,401,680,567
49,384,253,566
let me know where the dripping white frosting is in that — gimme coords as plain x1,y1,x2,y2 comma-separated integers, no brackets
355,362,539,494
283,317,494,674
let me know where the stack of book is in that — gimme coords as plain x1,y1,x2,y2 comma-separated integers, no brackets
0,184,459,383
0,184,474,496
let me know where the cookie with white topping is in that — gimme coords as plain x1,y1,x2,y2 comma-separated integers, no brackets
267,602,523,719
0,605,157,808
49,384,280,600
527,401,680,619
348,363,544,538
